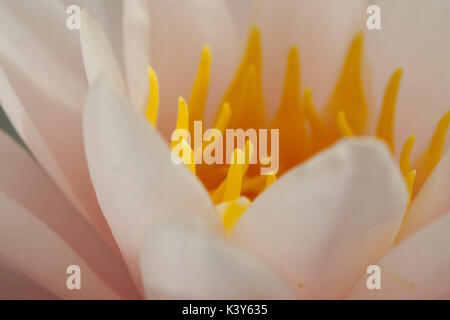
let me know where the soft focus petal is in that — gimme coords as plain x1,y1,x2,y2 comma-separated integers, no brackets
123,0,152,111
0,67,115,248
62,0,125,72
147,0,238,136
80,8,126,94
347,211,450,299
396,149,450,241
0,0,86,114
0,2,114,245
0,131,139,299
256,0,366,114
225,0,256,38
0,193,126,299
232,138,409,299
140,216,295,299
366,0,450,157
83,75,221,289
0,263,56,300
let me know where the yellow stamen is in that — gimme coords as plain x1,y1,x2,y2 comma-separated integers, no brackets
423,111,450,175
325,33,367,135
270,46,308,169
179,139,196,175
171,97,190,149
376,68,403,152
223,149,245,202
337,111,354,137
221,27,261,109
412,111,450,194
233,64,266,129
220,28,266,129
217,197,251,236
400,135,415,176
405,169,416,203
213,102,231,132
145,67,159,126
241,175,266,195
189,45,211,132
278,47,301,111
265,173,277,189
211,140,253,204
303,88,329,151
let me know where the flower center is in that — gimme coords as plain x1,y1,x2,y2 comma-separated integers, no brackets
145,28,449,235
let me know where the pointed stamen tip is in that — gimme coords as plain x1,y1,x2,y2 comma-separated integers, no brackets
354,31,364,43
175,97,189,130
303,88,312,102
178,96,188,110
337,111,354,137
201,44,211,61
400,135,415,176
147,66,155,76
286,46,300,70
222,102,231,114
394,67,403,78
288,46,299,57
146,66,160,126
147,66,159,88
213,102,232,132
426,110,450,164
349,32,364,55
249,26,261,39
405,169,417,200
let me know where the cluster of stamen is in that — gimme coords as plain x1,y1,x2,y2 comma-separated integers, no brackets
145,27,450,234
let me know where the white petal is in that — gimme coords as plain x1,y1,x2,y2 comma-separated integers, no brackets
0,193,126,300
147,0,238,136
347,211,450,299
80,8,126,95
62,0,125,72
0,131,139,299
232,138,409,299
123,0,152,111
396,149,450,241
366,0,450,157
83,75,221,288
0,67,115,248
0,0,86,114
140,216,295,299
256,0,366,115
0,262,56,300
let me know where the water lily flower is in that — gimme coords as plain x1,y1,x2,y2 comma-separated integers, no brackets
0,0,449,300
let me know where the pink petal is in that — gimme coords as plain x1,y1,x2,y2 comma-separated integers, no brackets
0,263,56,300
140,216,295,299
0,3,114,246
347,211,450,299
83,75,221,290
396,149,450,241
0,132,139,299
123,0,152,111
232,138,409,299
365,0,450,157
